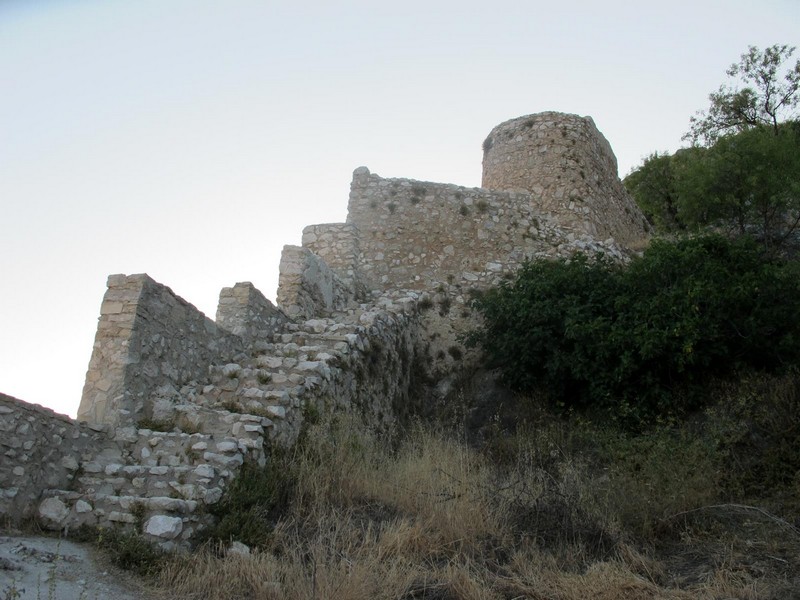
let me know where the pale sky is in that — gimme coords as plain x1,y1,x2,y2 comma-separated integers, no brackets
1,0,798,417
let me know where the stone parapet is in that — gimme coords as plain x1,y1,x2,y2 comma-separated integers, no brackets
302,222,368,301
216,282,289,347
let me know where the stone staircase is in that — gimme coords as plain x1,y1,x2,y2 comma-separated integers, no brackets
36,293,425,549
39,424,257,549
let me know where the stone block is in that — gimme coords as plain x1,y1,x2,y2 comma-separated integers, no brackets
38,497,69,526
266,406,286,419
144,515,183,539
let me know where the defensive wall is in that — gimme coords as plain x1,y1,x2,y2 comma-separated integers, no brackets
0,111,649,549
482,111,650,246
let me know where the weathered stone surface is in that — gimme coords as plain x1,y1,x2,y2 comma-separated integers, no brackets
228,541,251,556
482,112,649,246
1,111,648,554
144,515,183,539
108,511,137,524
265,406,286,419
217,282,289,345
77,274,245,427
38,498,69,526
193,464,215,478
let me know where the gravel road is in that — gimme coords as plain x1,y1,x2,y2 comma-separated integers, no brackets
0,533,156,600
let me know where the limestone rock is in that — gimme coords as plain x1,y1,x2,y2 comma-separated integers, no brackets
38,497,69,526
228,541,251,556
144,515,183,539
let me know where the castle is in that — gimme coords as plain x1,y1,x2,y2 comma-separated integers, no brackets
0,112,649,548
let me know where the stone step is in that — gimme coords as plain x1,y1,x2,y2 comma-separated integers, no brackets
40,488,209,549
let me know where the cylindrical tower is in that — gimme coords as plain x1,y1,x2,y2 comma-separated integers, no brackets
482,112,649,246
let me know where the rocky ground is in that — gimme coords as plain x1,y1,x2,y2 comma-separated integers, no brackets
0,531,153,600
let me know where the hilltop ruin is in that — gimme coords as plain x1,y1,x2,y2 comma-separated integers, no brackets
0,112,649,548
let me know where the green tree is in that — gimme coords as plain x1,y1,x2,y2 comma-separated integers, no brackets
624,42,800,252
678,123,800,252
624,148,704,232
687,44,800,145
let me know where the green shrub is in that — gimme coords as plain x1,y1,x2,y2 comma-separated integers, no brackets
468,235,800,425
96,528,165,576
200,455,296,549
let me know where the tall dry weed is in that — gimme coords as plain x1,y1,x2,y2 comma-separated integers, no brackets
158,413,783,600
292,418,505,552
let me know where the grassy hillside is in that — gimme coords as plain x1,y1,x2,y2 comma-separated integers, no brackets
140,370,800,599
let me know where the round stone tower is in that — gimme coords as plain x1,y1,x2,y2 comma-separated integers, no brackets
482,112,649,247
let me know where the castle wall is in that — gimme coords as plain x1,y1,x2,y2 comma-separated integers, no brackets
79,274,243,428
1,391,269,548
277,245,358,319
481,112,650,246
301,223,366,299
344,166,624,295
0,393,111,524
216,282,289,348
191,289,426,447
3,276,428,548
6,109,654,550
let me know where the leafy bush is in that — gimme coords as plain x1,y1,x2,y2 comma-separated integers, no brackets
95,527,165,576
468,235,800,424
200,454,296,549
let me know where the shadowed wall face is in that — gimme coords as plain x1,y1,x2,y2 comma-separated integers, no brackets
78,274,242,427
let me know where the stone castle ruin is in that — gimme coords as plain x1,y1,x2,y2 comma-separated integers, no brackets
0,112,649,548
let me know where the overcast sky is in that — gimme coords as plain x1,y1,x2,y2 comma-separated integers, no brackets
1,0,798,417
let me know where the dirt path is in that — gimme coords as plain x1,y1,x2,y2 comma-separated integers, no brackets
0,533,156,600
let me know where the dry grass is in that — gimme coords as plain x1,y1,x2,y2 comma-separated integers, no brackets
154,411,798,600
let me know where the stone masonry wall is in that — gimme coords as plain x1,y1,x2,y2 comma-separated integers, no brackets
173,288,426,448
345,166,626,295
216,282,290,348
277,244,359,320
301,223,367,300
21,257,427,549
79,274,243,428
482,112,650,246
0,393,110,523
1,390,268,549
5,110,653,550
